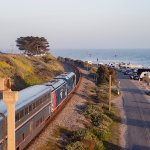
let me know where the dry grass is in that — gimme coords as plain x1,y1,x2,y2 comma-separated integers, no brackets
0,54,64,90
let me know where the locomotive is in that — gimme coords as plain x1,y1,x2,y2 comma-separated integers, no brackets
0,72,76,150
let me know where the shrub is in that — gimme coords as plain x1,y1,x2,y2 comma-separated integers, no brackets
83,129,105,150
96,65,117,85
96,65,109,84
83,104,107,127
66,141,89,150
70,130,86,142
108,67,117,83
0,61,12,69
91,114,102,126
0,54,64,91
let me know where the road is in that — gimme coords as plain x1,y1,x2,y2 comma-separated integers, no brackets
118,73,150,150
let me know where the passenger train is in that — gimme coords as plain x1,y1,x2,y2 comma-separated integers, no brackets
0,72,76,150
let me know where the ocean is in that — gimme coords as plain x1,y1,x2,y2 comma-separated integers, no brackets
51,49,150,67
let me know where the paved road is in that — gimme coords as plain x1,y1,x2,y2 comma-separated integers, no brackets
118,73,150,150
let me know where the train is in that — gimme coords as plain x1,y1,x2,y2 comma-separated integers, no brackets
0,72,76,150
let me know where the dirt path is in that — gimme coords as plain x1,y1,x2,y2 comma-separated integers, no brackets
27,68,96,150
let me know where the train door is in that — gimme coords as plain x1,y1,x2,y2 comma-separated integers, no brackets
73,74,76,87
51,91,56,112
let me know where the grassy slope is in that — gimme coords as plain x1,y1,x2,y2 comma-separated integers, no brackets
0,54,64,91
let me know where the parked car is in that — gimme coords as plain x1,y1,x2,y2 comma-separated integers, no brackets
120,69,126,74
130,73,137,79
124,69,133,75
133,75,140,80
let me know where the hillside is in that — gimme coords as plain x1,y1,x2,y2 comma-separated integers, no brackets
0,54,64,91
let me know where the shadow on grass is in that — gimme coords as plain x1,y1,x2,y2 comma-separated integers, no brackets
103,141,123,150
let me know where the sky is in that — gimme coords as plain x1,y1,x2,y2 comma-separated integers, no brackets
0,0,150,50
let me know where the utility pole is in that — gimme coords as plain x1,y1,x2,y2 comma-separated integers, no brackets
109,75,112,111
0,78,18,150
87,63,88,71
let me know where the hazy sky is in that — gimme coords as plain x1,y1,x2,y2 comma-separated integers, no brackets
0,0,150,50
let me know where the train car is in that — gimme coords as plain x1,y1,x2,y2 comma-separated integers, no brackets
0,72,76,150
0,85,51,150
45,78,67,111
54,72,76,94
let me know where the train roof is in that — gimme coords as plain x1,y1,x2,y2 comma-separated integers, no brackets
0,85,50,115
45,78,66,89
54,72,75,80
0,77,67,117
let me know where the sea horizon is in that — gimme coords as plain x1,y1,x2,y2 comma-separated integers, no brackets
51,48,150,67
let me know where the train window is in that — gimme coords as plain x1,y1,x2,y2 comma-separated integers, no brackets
65,90,67,96
45,95,47,101
39,98,42,104
15,113,19,122
47,93,50,98
60,92,63,99
22,133,25,141
29,105,32,112
25,107,28,115
36,100,39,107
42,98,44,103
20,110,24,118
36,120,40,127
32,103,36,109
38,99,40,105
44,95,47,101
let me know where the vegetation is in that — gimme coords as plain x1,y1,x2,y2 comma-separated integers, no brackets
61,103,119,150
0,54,64,90
57,61,120,150
16,36,49,55
96,65,117,84
37,58,121,150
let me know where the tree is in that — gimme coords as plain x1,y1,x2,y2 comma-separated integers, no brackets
108,67,117,83
16,36,49,55
96,65,117,84
97,65,109,84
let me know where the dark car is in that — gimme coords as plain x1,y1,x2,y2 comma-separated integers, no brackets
130,73,137,79
124,70,132,75
133,75,139,80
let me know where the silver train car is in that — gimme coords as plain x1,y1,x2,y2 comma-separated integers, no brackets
0,72,76,150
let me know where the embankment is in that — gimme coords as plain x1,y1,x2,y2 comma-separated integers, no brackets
0,54,64,91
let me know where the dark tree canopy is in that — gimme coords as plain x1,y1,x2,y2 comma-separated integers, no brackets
97,65,110,84
96,65,117,84
16,36,49,55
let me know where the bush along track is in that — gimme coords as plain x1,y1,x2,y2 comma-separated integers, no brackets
55,62,121,150
64,99,119,150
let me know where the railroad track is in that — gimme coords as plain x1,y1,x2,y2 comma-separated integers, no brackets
26,62,82,149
